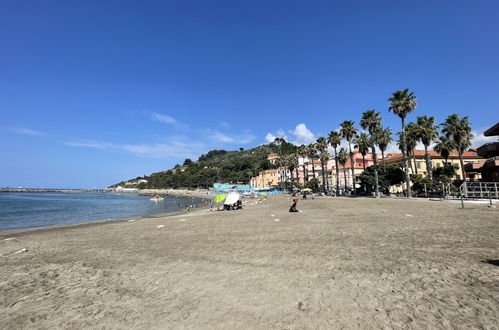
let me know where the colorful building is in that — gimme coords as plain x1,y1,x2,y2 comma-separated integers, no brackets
381,149,483,181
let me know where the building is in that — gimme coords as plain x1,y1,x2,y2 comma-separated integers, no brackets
465,122,499,182
382,149,483,181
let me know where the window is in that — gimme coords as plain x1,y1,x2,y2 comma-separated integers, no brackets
436,162,441,168
416,161,422,169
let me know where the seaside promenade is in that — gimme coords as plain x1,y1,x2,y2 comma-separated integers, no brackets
1,196,498,329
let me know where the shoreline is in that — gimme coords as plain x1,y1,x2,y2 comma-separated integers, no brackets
0,203,210,237
0,193,212,236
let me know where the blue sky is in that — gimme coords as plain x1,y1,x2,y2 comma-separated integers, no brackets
1,0,498,188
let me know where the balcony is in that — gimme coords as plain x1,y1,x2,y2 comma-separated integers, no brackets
477,142,499,158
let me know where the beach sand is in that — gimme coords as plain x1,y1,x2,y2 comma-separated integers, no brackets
1,196,498,329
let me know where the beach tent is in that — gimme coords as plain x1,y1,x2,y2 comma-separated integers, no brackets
224,192,241,205
302,188,312,192
213,194,227,203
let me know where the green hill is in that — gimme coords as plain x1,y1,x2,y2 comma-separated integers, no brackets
109,140,297,189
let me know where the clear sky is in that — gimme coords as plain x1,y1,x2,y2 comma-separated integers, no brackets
1,0,498,188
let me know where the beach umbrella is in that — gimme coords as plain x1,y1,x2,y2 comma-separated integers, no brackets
213,194,227,203
225,192,241,205
303,188,312,192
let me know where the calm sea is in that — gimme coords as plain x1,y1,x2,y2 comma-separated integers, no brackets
0,192,206,231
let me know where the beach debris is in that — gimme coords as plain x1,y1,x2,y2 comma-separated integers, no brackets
157,225,165,228
274,219,280,222
271,214,275,217
297,301,308,311
128,219,136,222
179,219,186,222
14,248,28,254
4,237,15,241
405,214,413,217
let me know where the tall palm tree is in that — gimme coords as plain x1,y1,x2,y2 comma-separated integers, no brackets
297,144,309,184
328,131,342,196
433,136,455,166
405,122,419,175
388,89,417,198
307,143,318,190
441,114,473,188
354,132,370,171
340,120,358,195
360,110,382,197
337,148,349,193
316,137,329,193
416,116,438,181
320,149,330,192
376,127,393,172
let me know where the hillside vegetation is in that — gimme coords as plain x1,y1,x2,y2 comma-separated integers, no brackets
109,140,297,189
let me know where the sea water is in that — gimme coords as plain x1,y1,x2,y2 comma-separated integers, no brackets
0,192,205,231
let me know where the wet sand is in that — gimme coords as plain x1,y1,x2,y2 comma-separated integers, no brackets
1,196,498,329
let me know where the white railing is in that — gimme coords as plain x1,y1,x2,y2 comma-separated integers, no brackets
459,182,499,199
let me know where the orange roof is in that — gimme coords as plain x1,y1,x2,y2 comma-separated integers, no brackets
384,149,479,161
264,169,277,173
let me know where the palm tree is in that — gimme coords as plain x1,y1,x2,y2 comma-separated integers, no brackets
316,137,329,193
328,131,342,196
405,122,419,175
337,148,349,193
433,136,455,165
297,144,309,184
360,110,382,197
320,149,330,192
388,89,417,198
416,116,438,181
340,120,358,195
376,127,393,172
307,143,318,190
441,114,473,188
354,132,370,171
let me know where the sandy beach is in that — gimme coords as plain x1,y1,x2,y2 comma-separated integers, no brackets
1,196,498,329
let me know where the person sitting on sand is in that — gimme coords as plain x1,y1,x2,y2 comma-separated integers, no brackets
289,199,299,212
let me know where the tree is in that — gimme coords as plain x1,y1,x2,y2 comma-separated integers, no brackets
316,137,329,192
416,115,438,181
405,122,419,175
340,120,358,195
183,158,193,166
328,131,342,196
354,132,370,171
359,165,405,195
297,144,309,184
441,114,473,187
337,148,349,193
433,136,455,165
376,127,393,171
388,89,417,198
307,143,318,186
360,110,382,197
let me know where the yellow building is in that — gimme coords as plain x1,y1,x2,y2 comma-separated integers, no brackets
253,169,279,187
382,149,483,181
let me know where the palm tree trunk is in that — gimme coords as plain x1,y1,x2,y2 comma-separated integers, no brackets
348,140,356,195
362,155,366,171
401,118,412,198
343,167,348,193
334,147,340,197
312,160,316,182
321,160,326,193
424,145,432,181
371,141,379,198
458,146,467,197
413,151,418,175
381,150,385,173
